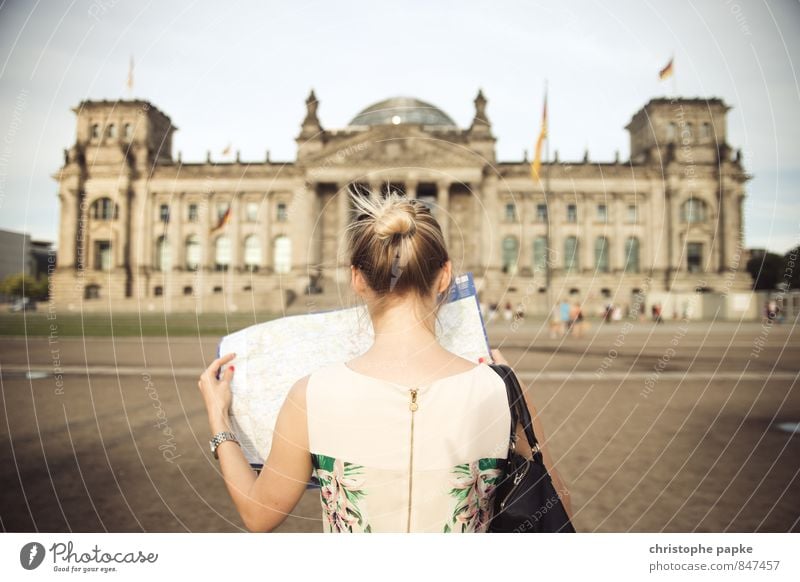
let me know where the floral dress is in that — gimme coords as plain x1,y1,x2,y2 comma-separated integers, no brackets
306,361,510,533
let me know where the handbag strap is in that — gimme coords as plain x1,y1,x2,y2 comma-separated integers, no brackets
489,363,540,453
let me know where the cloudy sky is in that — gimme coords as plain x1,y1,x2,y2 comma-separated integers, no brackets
0,0,798,253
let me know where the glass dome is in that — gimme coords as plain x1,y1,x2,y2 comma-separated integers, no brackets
348,97,457,127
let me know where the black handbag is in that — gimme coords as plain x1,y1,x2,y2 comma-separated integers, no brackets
488,363,576,533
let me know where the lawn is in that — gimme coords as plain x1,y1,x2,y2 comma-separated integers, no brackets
0,311,283,337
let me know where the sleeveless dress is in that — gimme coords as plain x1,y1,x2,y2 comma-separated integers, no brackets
306,360,511,533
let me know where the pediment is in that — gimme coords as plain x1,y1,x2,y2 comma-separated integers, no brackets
302,126,482,169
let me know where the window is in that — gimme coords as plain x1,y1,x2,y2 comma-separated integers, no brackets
94,241,112,271
564,236,579,272
533,236,548,274
566,204,577,223
504,202,517,222
701,122,712,139
601,288,611,299
666,122,677,140
245,201,259,222
594,236,609,273
244,235,261,270
682,122,693,141
91,124,100,140
536,203,547,222
501,236,519,274
108,124,116,139
185,235,201,271
273,235,291,274
687,242,703,273
276,202,288,222
682,198,707,223
213,286,223,294
216,202,229,221
154,286,163,297
124,123,133,140
154,236,170,271
84,284,100,300
187,203,198,222
215,236,231,271
91,198,117,220
183,286,193,296
624,237,640,273
597,204,608,223
159,204,170,223
626,204,637,224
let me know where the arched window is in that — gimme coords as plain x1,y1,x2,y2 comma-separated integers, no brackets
244,235,261,270
154,236,170,271
701,122,712,139
185,235,201,271
91,123,100,140
666,122,677,140
682,198,707,223
533,236,547,274
107,124,117,139
564,236,579,272
594,236,609,273
501,236,519,274
215,236,231,271
124,123,133,140
624,237,640,273
273,235,291,274
91,197,117,220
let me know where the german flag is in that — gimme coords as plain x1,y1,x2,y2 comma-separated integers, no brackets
212,205,232,232
659,57,674,80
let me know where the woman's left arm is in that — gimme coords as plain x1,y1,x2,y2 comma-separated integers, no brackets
199,353,313,532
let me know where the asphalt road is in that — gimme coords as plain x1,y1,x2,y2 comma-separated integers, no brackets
1,318,798,532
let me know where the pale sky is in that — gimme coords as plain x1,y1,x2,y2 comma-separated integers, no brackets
0,0,798,254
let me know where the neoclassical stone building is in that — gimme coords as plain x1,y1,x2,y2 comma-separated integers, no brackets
52,91,753,316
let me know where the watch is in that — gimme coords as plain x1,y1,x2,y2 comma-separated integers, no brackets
209,431,240,459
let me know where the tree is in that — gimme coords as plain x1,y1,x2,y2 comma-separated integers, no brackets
1,273,49,300
746,252,784,290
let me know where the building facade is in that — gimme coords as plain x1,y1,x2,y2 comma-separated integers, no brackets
51,91,753,316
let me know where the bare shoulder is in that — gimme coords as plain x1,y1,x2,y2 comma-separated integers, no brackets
285,374,310,411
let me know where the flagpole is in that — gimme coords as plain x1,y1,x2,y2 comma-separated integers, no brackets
543,80,553,315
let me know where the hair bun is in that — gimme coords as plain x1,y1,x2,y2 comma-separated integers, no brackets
374,206,417,240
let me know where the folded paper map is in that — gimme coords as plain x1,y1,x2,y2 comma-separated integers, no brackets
217,271,491,468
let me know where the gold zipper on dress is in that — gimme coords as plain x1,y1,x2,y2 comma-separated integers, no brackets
407,387,418,533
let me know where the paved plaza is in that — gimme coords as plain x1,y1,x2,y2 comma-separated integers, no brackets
1,317,798,532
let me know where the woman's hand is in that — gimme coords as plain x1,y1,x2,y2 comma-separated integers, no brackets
199,352,236,424
490,348,509,366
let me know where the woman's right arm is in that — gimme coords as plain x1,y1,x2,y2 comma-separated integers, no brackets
491,349,574,522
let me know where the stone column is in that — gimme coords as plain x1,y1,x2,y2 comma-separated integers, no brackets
290,182,314,273
582,194,593,272
337,184,350,267
406,180,418,199
229,193,241,272
58,190,77,269
437,180,450,245
613,193,624,271
519,193,531,272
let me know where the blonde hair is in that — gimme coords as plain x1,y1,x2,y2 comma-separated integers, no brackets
344,186,451,320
